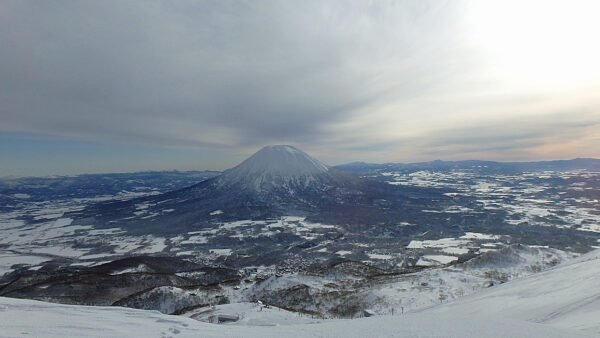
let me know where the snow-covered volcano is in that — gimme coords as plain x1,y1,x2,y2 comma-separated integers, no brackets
183,145,375,218
213,145,332,191
80,145,443,232
224,145,328,178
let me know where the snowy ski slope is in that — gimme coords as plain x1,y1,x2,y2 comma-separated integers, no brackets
1,250,598,337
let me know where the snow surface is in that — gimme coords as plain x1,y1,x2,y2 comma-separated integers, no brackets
422,249,600,335
366,253,393,260
416,254,458,266
219,145,328,183
0,254,50,276
0,300,587,338
185,302,322,326
1,250,598,337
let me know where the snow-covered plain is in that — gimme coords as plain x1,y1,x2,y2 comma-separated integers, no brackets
386,169,600,234
2,249,598,337
2,168,598,279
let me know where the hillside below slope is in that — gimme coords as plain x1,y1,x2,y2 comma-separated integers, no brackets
1,250,598,337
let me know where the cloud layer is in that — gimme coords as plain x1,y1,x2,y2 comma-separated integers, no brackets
1,0,599,173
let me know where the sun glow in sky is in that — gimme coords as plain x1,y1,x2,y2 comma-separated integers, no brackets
0,0,599,176
466,0,600,89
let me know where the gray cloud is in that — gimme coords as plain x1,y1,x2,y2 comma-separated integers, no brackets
0,1,465,148
1,0,599,170
407,109,600,160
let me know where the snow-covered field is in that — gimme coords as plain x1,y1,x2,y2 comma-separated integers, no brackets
384,169,600,235
0,208,345,277
2,249,598,337
2,168,598,279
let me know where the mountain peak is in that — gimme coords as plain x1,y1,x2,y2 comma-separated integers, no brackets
262,144,302,153
222,145,328,180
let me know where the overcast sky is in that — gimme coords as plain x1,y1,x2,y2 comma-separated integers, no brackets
1,0,599,176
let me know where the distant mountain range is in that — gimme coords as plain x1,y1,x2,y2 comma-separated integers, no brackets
335,158,600,176
3,157,597,205
4,150,598,234
0,171,220,201
0,171,219,213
